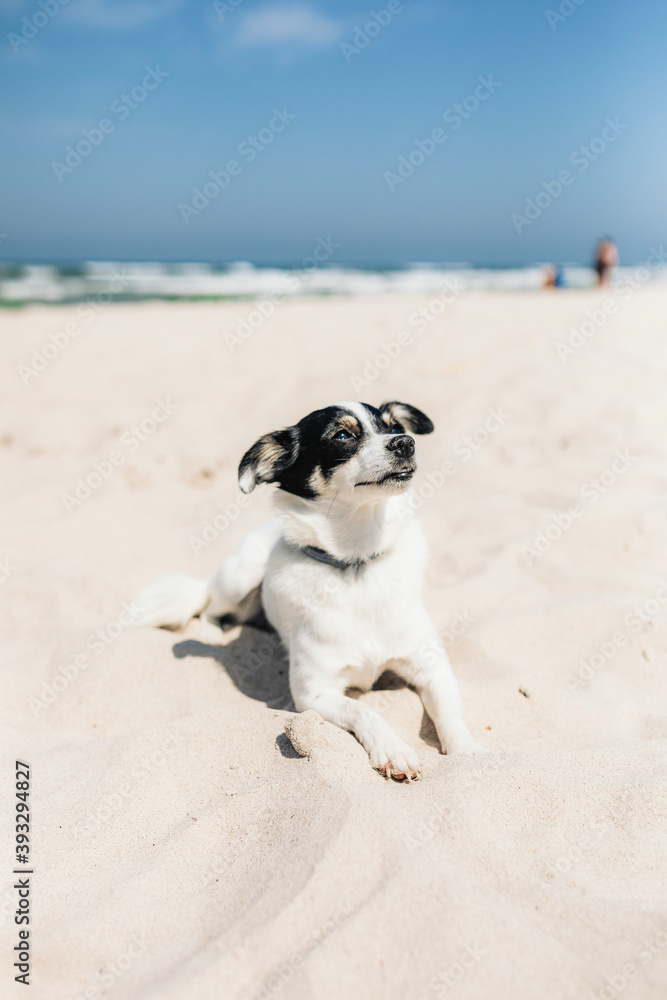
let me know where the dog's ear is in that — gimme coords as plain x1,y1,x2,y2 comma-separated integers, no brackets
379,401,434,435
238,426,300,494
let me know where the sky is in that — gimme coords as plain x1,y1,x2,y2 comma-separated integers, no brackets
1,0,665,264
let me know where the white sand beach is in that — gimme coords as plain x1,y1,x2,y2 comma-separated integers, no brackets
1,287,666,1000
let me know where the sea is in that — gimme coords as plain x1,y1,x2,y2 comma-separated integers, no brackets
1,260,665,305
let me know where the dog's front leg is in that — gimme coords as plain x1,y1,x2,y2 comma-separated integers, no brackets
408,644,487,756
291,682,422,781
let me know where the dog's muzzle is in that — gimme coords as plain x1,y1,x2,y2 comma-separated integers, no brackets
376,435,417,484
355,435,417,487
385,434,416,480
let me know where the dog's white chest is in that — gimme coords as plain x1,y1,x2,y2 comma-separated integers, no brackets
263,518,428,686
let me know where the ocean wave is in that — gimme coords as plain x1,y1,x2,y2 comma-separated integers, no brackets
1,261,665,304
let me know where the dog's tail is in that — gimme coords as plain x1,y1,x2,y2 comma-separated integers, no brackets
132,572,211,630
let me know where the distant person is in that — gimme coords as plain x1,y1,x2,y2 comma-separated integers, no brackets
594,237,619,286
543,265,566,289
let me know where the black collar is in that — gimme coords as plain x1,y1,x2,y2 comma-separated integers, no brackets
299,544,384,572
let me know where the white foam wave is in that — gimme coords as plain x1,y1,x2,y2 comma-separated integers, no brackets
1,261,665,303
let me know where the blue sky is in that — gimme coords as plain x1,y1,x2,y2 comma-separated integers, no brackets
1,0,665,263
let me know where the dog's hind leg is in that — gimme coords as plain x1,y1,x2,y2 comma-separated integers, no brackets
207,519,282,624
132,519,281,631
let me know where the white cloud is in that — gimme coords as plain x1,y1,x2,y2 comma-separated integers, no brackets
234,3,343,50
62,0,181,30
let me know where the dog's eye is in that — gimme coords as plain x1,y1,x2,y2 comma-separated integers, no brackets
335,429,352,441
389,425,402,434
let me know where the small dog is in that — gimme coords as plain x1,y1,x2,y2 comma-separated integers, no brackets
134,401,486,779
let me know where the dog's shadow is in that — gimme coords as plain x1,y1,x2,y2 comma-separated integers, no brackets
172,625,294,711
172,631,441,751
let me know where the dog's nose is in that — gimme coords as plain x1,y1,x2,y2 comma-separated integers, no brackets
386,434,415,458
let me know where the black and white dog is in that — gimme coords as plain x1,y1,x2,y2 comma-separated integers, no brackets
134,401,486,779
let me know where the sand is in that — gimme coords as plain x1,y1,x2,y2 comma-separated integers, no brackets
1,287,666,1000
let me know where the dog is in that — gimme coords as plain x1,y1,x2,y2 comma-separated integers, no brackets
133,400,486,779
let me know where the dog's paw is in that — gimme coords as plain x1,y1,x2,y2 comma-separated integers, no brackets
443,737,489,756
370,737,422,781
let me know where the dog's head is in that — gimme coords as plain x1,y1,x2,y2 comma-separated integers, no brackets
238,401,434,500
